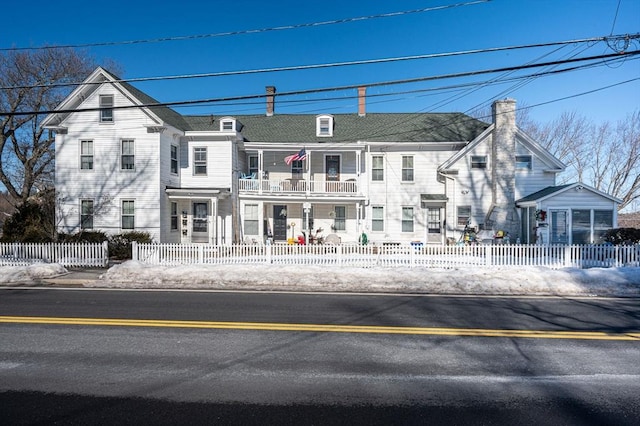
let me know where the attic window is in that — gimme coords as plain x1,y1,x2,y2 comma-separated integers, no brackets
471,155,487,169
221,120,234,131
316,115,334,137
516,155,532,169
99,95,113,123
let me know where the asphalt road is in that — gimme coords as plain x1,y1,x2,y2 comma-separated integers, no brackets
1,289,639,425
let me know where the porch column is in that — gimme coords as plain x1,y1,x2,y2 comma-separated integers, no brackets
212,197,218,244
258,150,264,195
306,150,311,195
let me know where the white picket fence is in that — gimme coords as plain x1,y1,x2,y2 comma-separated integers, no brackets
132,242,640,269
0,242,109,267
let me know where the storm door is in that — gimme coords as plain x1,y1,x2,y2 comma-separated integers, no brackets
425,207,443,244
192,202,209,243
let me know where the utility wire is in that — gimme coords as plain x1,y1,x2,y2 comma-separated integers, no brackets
3,49,637,117
2,32,638,92
1,1,490,52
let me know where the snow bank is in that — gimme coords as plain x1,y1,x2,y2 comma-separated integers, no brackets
2,261,639,296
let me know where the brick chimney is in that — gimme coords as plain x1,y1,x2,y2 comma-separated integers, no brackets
266,86,276,116
485,98,520,238
358,86,366,117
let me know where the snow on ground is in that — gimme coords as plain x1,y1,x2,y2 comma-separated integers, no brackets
2,261,640,296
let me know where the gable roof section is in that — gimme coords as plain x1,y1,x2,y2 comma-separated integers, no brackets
516,182,622,205
184,113,488,143
42,67,190,131
438,125,565,172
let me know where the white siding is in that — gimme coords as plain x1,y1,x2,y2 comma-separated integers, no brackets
55,85,163,241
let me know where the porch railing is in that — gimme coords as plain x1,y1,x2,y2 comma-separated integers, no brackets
239,178,359,194
0,242,109,267
132,242,640,269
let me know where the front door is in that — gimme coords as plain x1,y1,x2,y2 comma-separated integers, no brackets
425,207,443,244
325,155,340,191
273,205,288,241
192,202,209,243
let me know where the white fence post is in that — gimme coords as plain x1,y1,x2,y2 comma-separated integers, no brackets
564,245,572,268
131,241,138,261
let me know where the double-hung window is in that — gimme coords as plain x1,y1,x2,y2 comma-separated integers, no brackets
372,206,384,232
333,206,346,231
170,145,178,174
371,155,384,181
80,200,94,229
121,200,135,230
193,147,207,175
99,95,113,123
121,139,135,170
80,140,94,170
516,155,532,170
471,155,487,169
291,159,303,176
402,156,414,181
402,207,414,232
244,204,259,235
457,206,471,227
170,202,178,231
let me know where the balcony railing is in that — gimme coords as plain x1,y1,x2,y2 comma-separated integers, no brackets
239,178,359,194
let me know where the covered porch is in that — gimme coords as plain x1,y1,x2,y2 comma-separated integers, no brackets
239,197,367,244
166,188,231,245
239,145,365,197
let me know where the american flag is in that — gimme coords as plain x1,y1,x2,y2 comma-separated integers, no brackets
284,148,307,165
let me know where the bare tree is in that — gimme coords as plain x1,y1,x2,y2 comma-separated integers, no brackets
0,48,100,205
525,110,640,210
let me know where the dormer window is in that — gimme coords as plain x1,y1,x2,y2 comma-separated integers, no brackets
220,117,241,132
316,115,334,137
222,120,234,131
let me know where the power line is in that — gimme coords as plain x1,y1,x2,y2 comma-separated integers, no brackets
4,49,636,118
2,32,638,92
1,1,490,52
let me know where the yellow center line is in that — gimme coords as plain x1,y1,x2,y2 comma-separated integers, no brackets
1,316,638,341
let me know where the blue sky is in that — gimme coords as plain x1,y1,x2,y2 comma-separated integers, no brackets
5,0,640,124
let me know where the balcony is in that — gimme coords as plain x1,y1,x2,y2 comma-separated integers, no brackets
239,178,359,195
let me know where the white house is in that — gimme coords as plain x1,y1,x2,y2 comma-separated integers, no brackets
42,67,620,245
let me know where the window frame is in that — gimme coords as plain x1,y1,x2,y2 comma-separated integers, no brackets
457,206,471,227
371,206,384,232
291,159,303,176
371,155,384,181
516,155,532,170
402,206,414,232
120,139,135,171
401,155,414,182
244,204,259,236
316,115,334,137
170,145,179,174
99,94,114,123
193,147,207,176
170,202,178,231
333,205,346,231
471,155,488,169
80,199,94,230
121,200,135,230
80,140,94,170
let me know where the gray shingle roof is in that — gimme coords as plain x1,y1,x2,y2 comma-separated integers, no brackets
516,184,574,203
103,67,488,142
184,113,488,143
